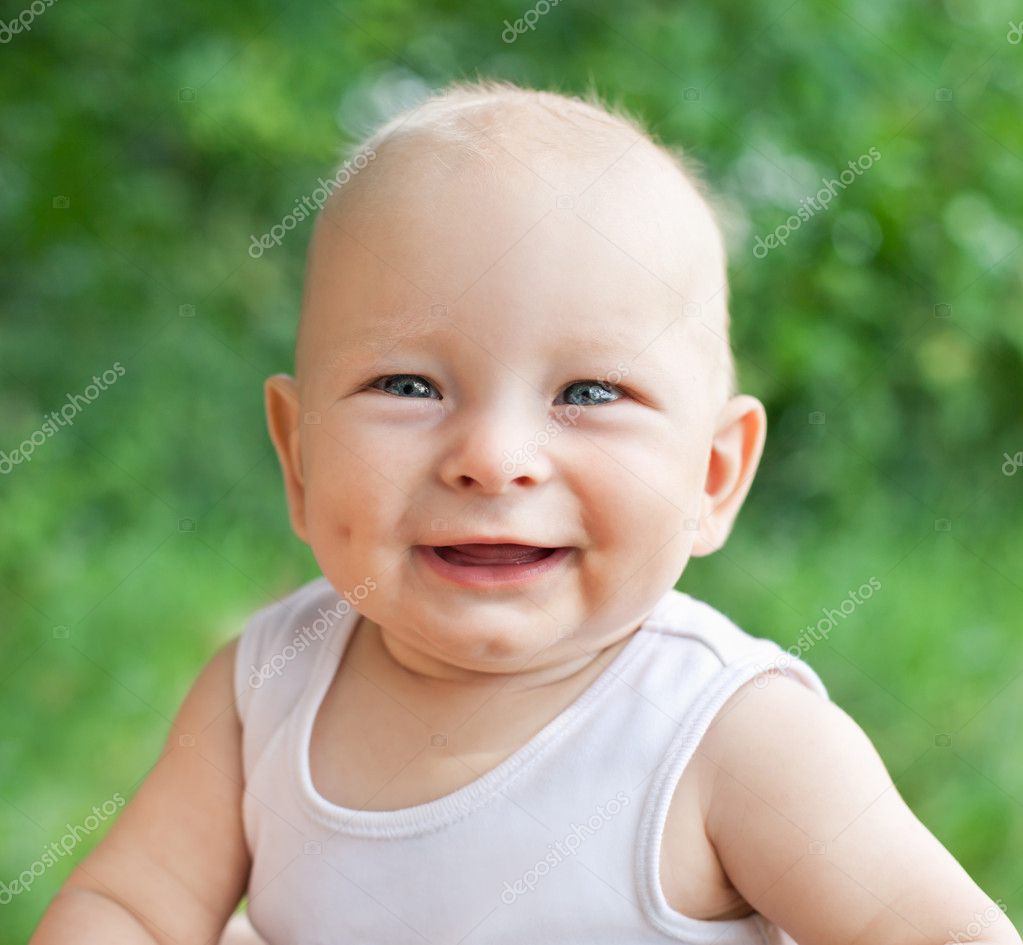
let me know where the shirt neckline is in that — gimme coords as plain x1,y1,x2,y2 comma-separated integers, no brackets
289,589,676,838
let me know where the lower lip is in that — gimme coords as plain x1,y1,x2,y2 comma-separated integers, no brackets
413,545,573,589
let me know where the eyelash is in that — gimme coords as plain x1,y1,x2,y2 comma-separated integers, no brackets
366,374,626,407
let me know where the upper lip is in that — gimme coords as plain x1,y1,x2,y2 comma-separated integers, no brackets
420,536,565,548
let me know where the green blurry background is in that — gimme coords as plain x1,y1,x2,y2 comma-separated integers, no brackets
3,0,1022,941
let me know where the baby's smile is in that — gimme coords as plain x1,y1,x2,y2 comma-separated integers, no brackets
413,541,574,589
262,96,764,690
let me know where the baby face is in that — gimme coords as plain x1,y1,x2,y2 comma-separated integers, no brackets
267,133,762,683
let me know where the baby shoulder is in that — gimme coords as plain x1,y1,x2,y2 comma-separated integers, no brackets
700,668,888,803
699,662,892,863
695,671,1007,945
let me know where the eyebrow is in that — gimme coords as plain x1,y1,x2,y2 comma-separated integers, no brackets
344,311,443,356
337,313,654,363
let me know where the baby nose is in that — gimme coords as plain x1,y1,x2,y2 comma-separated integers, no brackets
437,402,556,494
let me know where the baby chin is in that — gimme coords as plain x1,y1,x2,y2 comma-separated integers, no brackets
399,547,590,664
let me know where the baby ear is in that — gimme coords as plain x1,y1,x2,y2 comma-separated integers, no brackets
264,374,309,544
691,394,767,557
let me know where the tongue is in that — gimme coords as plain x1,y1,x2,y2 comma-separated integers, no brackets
438,543,553,565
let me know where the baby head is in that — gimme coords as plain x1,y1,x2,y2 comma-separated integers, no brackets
265,78,766,683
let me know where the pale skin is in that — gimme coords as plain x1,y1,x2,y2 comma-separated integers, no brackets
31,98,1021,945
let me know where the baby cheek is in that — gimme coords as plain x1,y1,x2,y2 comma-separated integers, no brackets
307,470,389,539
611,464,705,560
309,423,401,498
608,432,703,507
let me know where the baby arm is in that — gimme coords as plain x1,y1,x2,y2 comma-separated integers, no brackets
30,638,251,944
698,671,1022,945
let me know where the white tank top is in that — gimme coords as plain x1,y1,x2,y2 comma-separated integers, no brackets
234,576,829,945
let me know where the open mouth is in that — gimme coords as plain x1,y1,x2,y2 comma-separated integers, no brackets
414,543,572,588
432,543,558,566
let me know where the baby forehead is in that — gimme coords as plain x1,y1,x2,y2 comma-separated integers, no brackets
318,149,721,317
329,99,719,246
302,102,728,383
362,127,710,237
314,300,700,385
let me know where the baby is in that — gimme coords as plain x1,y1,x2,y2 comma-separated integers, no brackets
33,79,1020,945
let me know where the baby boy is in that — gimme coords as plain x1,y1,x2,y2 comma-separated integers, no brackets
32,79,1020,945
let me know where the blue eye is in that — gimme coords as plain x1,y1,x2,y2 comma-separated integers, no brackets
368,375,623,406
557,380,622,407
370,374,441,399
